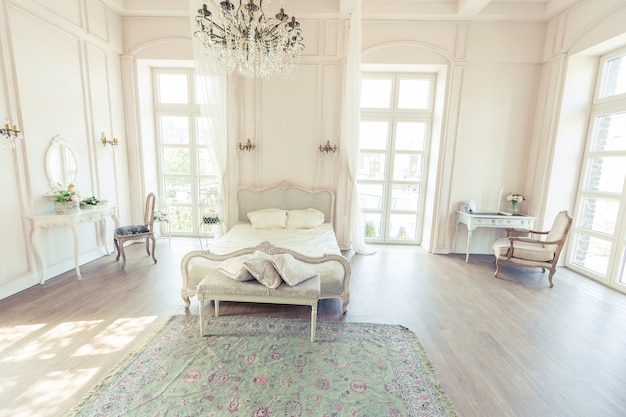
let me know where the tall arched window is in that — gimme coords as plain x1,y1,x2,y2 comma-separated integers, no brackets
567,49,626,292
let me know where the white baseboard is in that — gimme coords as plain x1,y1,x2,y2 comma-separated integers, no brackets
0,248,110,301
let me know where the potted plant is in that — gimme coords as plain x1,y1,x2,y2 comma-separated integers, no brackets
53,184,80,214
80,195,100,209
202,213,220,224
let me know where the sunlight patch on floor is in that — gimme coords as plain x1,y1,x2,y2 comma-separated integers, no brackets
7,368,100,417
1,321,102,362
73,315,158,356
0,372,18,397
0,324,46,353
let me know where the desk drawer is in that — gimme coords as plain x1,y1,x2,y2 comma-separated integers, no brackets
474,218,531,227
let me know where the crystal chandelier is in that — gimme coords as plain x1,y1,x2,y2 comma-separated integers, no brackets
194,1,304,79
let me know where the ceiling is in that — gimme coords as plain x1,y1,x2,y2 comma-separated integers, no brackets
104,0,585,21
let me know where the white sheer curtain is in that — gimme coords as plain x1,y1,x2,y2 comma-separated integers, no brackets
343,0,374,255
189,1,228,229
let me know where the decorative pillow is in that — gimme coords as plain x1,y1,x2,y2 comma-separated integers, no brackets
286,208,324,229
218,257,254,282
247,208,287,229
269,253,318,286
244,256,282,289
116,225,149,235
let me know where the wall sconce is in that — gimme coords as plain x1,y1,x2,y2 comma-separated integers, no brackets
1,119,23,150
239,138,256,152
318,140,338,154
101,132,119,148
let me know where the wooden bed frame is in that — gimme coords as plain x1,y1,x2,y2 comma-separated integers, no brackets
179,181,352,312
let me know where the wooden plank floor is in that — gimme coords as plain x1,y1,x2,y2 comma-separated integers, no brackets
1,238,626,416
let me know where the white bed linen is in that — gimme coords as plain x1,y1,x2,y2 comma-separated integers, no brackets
209,223,344,297
211,223,341,256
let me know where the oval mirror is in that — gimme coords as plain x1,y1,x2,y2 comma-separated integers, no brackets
45,135,78,189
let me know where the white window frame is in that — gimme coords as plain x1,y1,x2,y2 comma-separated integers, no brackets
359,72,435,244
152,68,219,237
565,48,626,292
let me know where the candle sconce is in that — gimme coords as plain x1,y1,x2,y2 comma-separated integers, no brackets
238,138,256,152
318,140,338,155
100,132,119,148
1,119,23,150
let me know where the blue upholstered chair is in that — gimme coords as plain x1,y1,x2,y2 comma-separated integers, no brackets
113,192,157,269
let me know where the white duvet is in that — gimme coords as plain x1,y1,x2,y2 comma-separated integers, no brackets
208,223,345,297
211,223,342,256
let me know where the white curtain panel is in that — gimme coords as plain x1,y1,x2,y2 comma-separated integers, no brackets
342,0,374,255
189,0,228,229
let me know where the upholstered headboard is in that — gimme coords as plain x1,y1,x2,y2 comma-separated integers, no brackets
237,181,335,224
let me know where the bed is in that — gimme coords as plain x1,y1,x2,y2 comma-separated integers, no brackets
180,181,352,312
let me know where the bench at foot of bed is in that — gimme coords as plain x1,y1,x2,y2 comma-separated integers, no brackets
181,241,352,315
197,270,321,342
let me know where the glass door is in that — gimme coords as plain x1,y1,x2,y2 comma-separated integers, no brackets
358,73,434,244
153,69,220,237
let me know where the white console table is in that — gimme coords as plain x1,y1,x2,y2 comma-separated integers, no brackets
29,205,119,283
454,210,537,262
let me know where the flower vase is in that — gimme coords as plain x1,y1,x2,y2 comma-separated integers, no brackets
509,201,519,214
55,201,81,214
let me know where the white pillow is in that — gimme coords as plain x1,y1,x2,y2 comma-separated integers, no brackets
247,208,287,229
244,256,282,289
286,208,325,229
217,257,254,282
269,253,318,286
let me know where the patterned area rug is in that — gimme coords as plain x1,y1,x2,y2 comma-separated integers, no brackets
67,316,458,417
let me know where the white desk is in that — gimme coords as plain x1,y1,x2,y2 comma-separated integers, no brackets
29,205,119,283
455,210,536,262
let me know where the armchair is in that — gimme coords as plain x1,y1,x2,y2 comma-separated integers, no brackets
113,192,157,269
493,210,572,287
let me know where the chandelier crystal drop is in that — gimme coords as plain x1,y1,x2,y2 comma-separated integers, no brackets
194,1,305,79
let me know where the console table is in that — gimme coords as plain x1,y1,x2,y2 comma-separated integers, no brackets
455,210,536,262
29,205,119,283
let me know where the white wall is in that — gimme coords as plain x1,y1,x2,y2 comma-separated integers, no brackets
528,0,626,236
0,0,129,299
360,20,546,253
2,0,626,300
120,15,552,254
121,16,347,241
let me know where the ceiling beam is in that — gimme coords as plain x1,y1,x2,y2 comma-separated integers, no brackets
457,0,492,16
101,0,587,21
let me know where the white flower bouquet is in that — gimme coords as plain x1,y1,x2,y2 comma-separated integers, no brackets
507,193,525,203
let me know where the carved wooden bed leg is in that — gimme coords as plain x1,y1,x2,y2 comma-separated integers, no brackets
342,296,349,313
